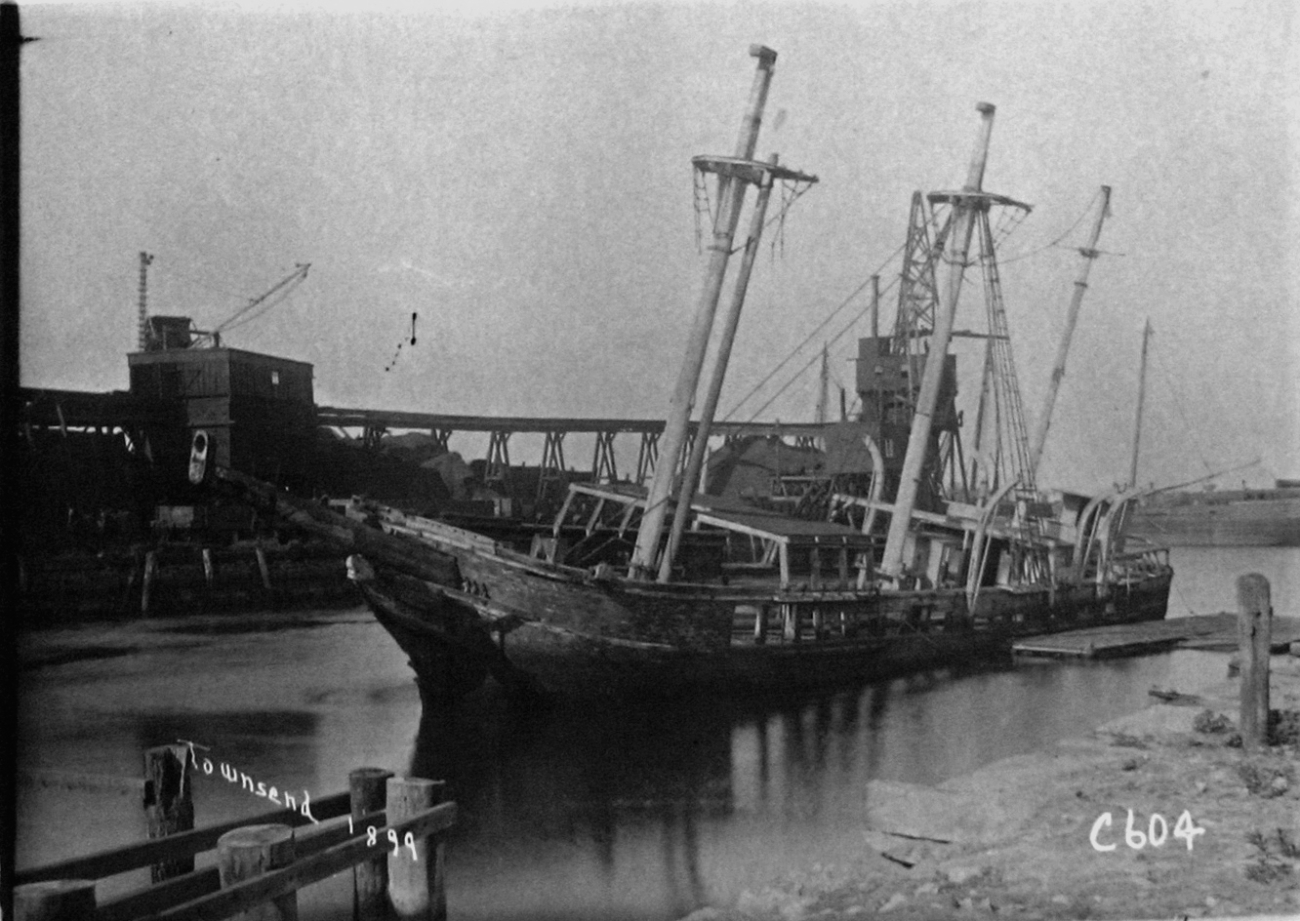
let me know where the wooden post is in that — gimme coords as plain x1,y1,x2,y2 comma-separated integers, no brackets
217,824,297,921
121,551,141,611
387,776,446,921
783,604,799,643
14,880,96,921
202,547,214,588
1237,573,1272,751
143,744,194,881
351,767,394,921
255,547,273,591
141,550,158,614
753,605,768,645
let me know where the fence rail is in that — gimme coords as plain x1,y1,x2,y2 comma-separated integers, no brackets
15,760,453,921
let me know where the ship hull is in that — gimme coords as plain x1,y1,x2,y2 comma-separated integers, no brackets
1129,496,1300,547
351,536,1172,702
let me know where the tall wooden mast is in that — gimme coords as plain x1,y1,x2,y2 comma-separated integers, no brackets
628,46,777,580
1029,185,1111,475
879,103,997,579
658,155,784,582
1129,318,1152,489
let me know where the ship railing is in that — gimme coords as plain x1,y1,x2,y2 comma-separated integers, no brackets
736,592,956,647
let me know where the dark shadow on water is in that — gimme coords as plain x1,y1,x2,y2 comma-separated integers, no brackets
401,650,1202,921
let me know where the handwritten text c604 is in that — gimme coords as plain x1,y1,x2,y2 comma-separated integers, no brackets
1089,809,1205,852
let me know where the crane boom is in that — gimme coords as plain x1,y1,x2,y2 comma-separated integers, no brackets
196,262,311,347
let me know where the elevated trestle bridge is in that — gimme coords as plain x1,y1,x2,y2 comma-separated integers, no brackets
18,386,827,496
315,405,826,491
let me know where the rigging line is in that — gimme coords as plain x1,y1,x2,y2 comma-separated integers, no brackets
761,179,814,236
732,273,904,425
214,265,309,333
723,239,908,421
1150,334,1217,477
997,188,1102,266
217,282,304,334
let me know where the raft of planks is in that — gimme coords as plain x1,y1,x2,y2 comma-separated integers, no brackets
1012,613,1300,659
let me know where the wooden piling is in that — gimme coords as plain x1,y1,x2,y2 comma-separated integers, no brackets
141,550,158,614
121,551,140,611
255,547,273,591
202,547,215,588
387,777,446,921
1236,573,1272,751
14,880,96,921
217,824,297,921
143,744,195,882
350,767,394,921
753,605,768,645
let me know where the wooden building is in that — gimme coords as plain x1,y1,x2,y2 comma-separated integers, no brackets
128,329,317,489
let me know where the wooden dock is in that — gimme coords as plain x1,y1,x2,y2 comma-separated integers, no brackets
1012,613,1300,659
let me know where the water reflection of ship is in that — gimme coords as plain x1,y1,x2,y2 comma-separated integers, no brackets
406,678,923,917
411,693,729,914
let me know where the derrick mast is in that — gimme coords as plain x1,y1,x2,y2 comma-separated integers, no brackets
855,192,961,516
871,103,1039,582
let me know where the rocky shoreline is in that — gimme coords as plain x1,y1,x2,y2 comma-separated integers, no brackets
685,653,1300,921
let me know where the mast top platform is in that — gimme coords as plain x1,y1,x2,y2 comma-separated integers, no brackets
926,189,1032,213
691,154,818,187
748,44,777,65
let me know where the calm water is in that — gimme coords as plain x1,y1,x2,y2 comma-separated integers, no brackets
16,545,1296,920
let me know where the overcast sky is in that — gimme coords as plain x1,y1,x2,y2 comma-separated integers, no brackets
17,0,1298,493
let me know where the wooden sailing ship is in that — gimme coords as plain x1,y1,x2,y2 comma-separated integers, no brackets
192,46,1172,702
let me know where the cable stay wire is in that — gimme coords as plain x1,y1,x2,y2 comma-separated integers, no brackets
996,188,1103,266
722,239,908,422
217,282,304,335
1148,330,1219,479
724,261,906,425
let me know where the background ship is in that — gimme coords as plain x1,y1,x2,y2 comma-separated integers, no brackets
1129,480,1300,547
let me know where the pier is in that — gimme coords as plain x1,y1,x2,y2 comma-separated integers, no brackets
1012,611,1300,659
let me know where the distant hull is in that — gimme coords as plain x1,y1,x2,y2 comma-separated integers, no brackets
1129,494,1300,547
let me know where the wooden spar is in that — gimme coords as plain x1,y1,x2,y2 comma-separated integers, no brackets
880,102,997,579
970,326,996,492
659,155,780,582
1129,318,1152,488
629,45,777,580
1028,185,1112,475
